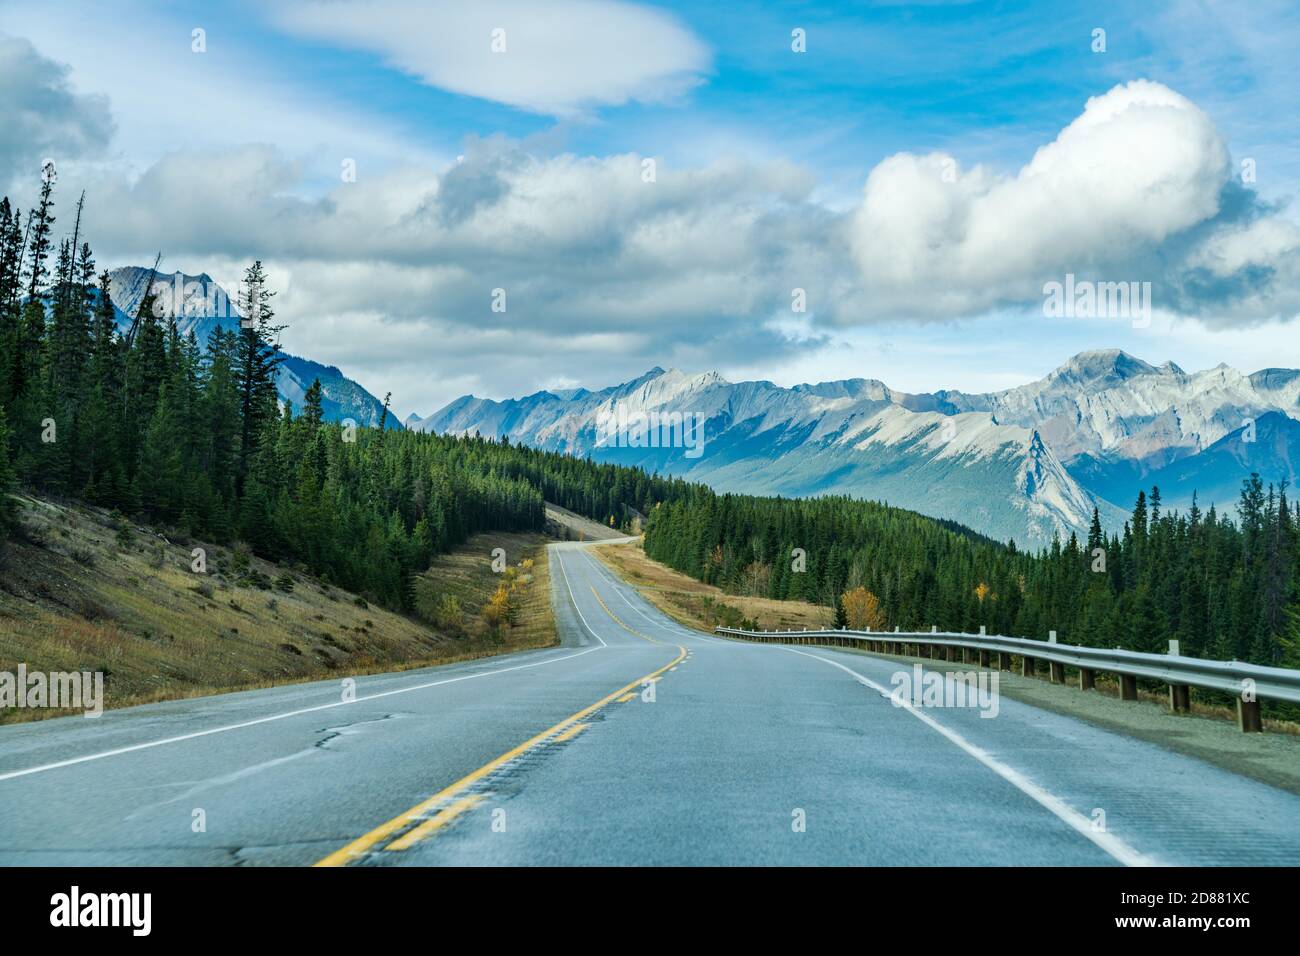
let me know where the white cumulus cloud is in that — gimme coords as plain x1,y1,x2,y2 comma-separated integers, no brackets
848,80,1300,322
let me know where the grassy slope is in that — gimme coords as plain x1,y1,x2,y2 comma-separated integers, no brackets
0,494,556,722
594,539,835,631
544,502,628,541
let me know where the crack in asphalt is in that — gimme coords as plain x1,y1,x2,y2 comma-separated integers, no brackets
312,713,400,750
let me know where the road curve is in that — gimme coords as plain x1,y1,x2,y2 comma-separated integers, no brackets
0,541,1297,865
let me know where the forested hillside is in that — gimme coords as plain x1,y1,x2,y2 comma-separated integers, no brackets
0,173,685,609
644,481,1299,668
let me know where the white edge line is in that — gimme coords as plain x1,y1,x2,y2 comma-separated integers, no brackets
554,545,608,649
782,646,1161,868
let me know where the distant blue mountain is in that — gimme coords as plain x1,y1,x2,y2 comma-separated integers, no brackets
407,351,1300,546
406,367,1114,548
1131,411,1300,509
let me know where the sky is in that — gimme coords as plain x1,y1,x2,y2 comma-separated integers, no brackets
2,0,1299,416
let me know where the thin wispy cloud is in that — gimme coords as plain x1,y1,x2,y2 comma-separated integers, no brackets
270,0,712,117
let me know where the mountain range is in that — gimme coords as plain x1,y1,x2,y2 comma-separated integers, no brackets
406,350,1300,548
103,265,1297,548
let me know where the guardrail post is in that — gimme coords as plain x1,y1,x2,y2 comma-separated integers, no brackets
1119,674,1138,700
1165,641,1190,713
1237,697,1262,733
1021,655,1035,676
1079,668,1095,691
979,649,990,667
1050,661,1066,683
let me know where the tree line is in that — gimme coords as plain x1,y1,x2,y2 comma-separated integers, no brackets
643,480,1299,669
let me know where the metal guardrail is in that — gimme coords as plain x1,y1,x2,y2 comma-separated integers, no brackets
714,626,1300,732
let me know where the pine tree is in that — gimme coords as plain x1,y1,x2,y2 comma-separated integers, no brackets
232,260,284,491
0,199,23,408
303,377,324,428
23,161,56,302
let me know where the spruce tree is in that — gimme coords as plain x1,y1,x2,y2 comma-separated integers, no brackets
232,260,285,491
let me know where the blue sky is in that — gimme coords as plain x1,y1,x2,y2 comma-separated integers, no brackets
3,0,1299,413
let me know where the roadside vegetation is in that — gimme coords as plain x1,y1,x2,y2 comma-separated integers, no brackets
594,540,832,632
645,482,1300,673
0,494,555,722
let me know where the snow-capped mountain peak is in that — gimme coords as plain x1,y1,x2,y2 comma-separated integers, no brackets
1049,348,1158,386
407,349,1298,546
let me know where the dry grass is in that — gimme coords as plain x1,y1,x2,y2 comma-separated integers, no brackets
593,540,835,632
412,530,557,650
544,502,628,541
0,494,556,722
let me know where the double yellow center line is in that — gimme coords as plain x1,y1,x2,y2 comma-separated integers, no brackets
588,586,668,645
314,586,685,866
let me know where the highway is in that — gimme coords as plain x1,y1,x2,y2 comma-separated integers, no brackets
1,540,1298,866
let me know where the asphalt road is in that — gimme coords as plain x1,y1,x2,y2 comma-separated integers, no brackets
1,541,1298,866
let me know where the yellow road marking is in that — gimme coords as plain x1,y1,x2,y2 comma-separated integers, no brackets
589,587,663,644
552,722,588,743
314,641,685,866
385,794,483,851
616,692,637,703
